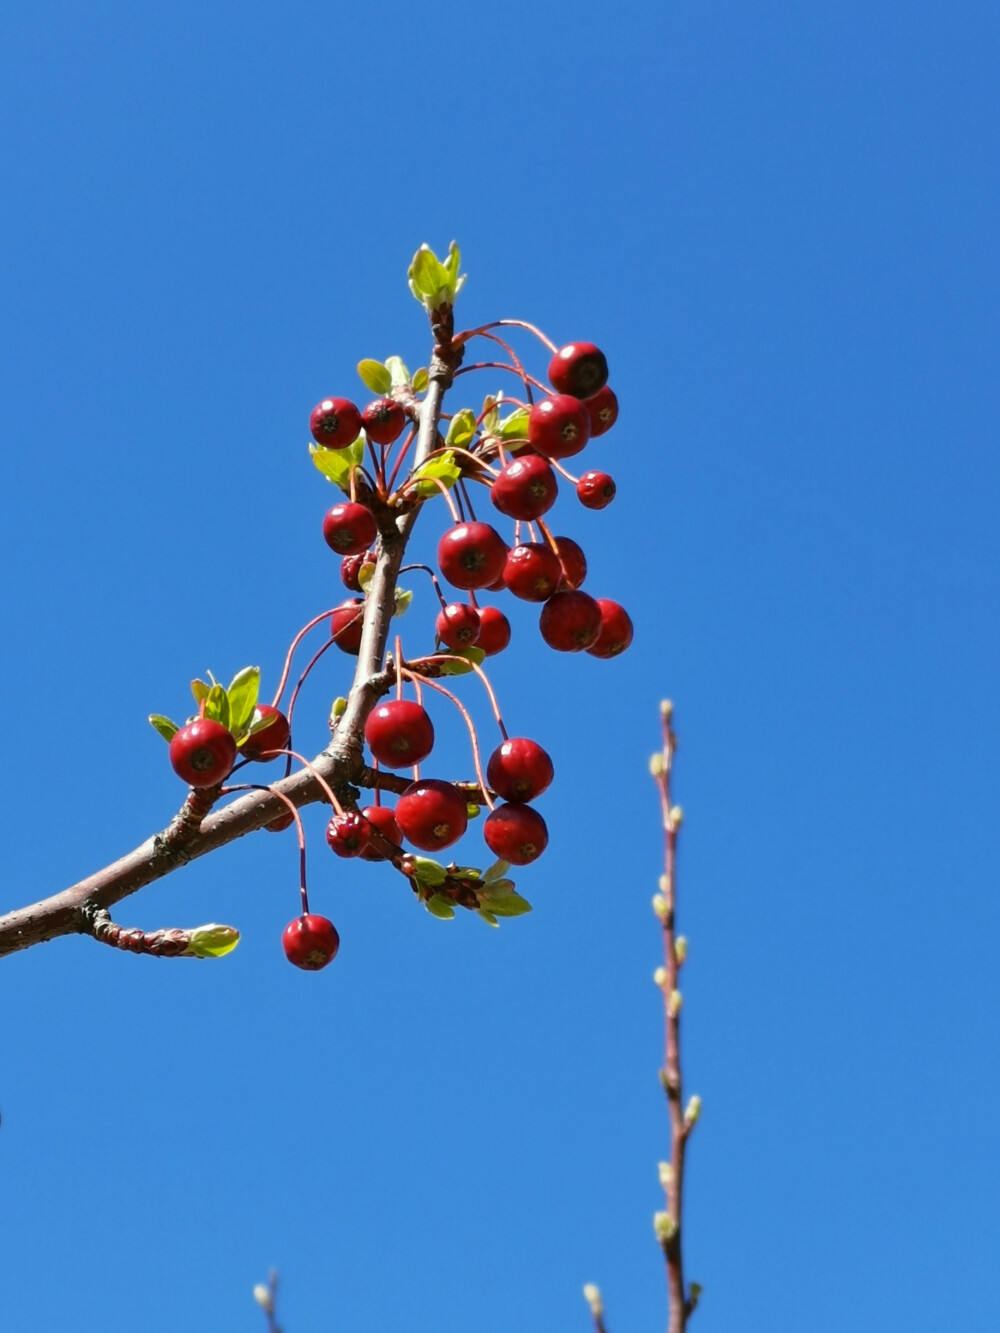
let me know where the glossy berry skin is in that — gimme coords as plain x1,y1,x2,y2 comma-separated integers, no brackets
265,808,296,833
476,605,511,656
310,398,362,450
240,704,291,762
282,914,340,970
576,470,616,510
503,542,563,602
359,804,404,861
169,718,237,787
437,522,508,591
361,397,406,445
325,810,371,858
528,395,591,460
552,535,587,590
483,802,549,865
490,455,558,521
323,502,378,556
587,599,634,658
436,602,481,649
539,589,603,652
487,738,554,803
583,384,618,436
547,342,609,400
340,551,372,591
395,779,469,851
330,598,365,654
365,699,435,768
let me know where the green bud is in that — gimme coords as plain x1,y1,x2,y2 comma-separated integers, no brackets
582,1284,603,1317
658,1161,674,1189
649,753,665,776
253,1286,273,1313
185,924,240,959
668,989,683,1017
331,696,348,718
654,1211,678,1243
652,893,669,920
670,804,684,827
660,699,673,718
684,1095,702,1126
675,936,688,964
653,966,668,988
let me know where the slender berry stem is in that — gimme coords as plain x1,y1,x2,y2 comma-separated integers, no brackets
271,608,341,708
387,425,419,493
225,783,310,914
400,563,449,608
458,318,558,354
400,668,493,806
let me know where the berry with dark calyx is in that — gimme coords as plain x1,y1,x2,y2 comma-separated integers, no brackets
587,599,634,658
503,542,563,602
486,738,554,803
528,395,591,460
483,802,549,865
437,522,508,590
552,535,587,590
539,589,603,652
490,455,558,521
325,810,372,858
169,718,237,787
476,605,511,656
341,550,373,591
323,502,378,556
310,398,362,450
361,397,406,445
240,704,291,762
583,384,618,436
365,699,435,768
395,779,469,851
265,809,296,833
576,470,616,510
436,602,481,649
359,804,404,861
282,914,340,970
330,598,365,654
547,342,609,399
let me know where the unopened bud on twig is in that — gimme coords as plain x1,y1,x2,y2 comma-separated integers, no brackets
660,699,673,719
675,936,688,964
649,753,665,777
684,1095,702,1127
652,894,669,920
582,1284,603,1317
185,924,240,958
669,805,684,828
668,988,683,1016
689,1283,703,1311
653,966,668,988
331,696,348,720
658,1160,674,1189
658,874,669,893
654,1211,678,1243
253,1285,273,1313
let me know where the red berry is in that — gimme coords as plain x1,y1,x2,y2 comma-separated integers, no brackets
322,502,377,556
503,542,563,602
539,589,603,652
436,603,481,649
364,699,435,768
483,802,549,865
528,395,591,460
265,809,296,833
437,522,508,590
587,599,634,658
490,455,558,521
583,385,618,436
282,914,340,970
476,605,512,656
486,738,554,803
361,397,406,445
325,809,371,858
240,704,291,762
547,342,609,399
577,470,616,510
552,535,587,590
341,550,373,591
359,804,403,861
331,598,365,654
395,779,469,851
310,398,362,449
168,719,237,787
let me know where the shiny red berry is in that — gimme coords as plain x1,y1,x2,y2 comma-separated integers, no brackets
168,719,237,787
587,599,634,658
436,603,481,649
325,810,371,858
490,455,558,521
310,398,362,449
323,502,377,556
583,385,618,436
364,700,435,768
486,738,554,803
503,542,563,602
528,395,591,460
341,550,373,591
577,470,616,510
361,397,406,445
552,535,587,589
483,802,549,865
539,590,603,652
437,522,508,590
282,914,340,970
265,808,296,833
395,779,469,851
547,342,609,399
476,605,512,656
330,598,365,654
359,805,404,861
240,704,291,762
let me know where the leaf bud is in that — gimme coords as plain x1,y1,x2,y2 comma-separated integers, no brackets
658,1161,674,1189
253,1285,273,1313
684,1095,702,1127
649,752,665,777
185,924,240,959
675,936,688,964
582,1284,603,1316
654,1211,678,1243
660,699,673,718
658,873,669,892
669,805,684,828
652,894,669,920
653,966,668,988
668,989,683,1017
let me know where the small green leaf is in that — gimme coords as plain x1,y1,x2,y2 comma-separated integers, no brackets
412,367,429,393
393,587,413,617
410,450,462,497
310,442,354,490
407,242,466,311
227,666,260,737
330,696,348,720
246,706,277,736
346,434,366,466
478,908,499,927
445,409,478,449
479,878,515,899
411,857,447,888
439,645,487,676
358,359,392,395
190,679,211,704
357,562,376,593
484,891,532,918
498,407,529,442
203,684,231,730
184,923,240,958
384,355,411,389
149,714,179,743
481,395,499,436
466,802,481,820
425,895,456,920
484,858,511,884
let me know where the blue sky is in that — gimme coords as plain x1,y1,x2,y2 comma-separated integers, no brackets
2,1,999,1329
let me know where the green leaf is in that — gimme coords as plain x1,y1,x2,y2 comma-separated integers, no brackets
439,645,487,676
203,684,231,730
393,587,413,617
466,802,481,820
445,408,478,449
479,878,515,899
357,561,376,593
407,242,466,311
412,367,428,393
481,395,499,436
358,359,392,395
227,666,260,736
246,706,277,736
410,857,448,888
149,714,179,743
190,679,211,705
184,924,240,958
498,407,529,442
477,909,499,927
330,696,348,721
483,891,532,918
424,895,456,920
384,355,411,389
310,442,354,490
346,434,366,466
410,450,462,497
484,858,511,884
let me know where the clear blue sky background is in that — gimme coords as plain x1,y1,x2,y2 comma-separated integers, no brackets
1,2,998,1329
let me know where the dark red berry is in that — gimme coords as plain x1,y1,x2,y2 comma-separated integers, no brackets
547,342,609,399
587,599,634,658
323,502,378,556
359,804,403,861
483,802,549,865
490,455,558,521
168,719,237,787
503,542,563,602
437,522,508,590
325,809,372,858
528,395,591,460
486,738,554,803
330,598,365,654
476,605,511,656
310,398,362,449
361,397,406,445
577,470,616,510
364,699,435,768
539,589,603,651
240,704,291,762
265,809,296,833
282,914,340,970
341,550,373,591
583,384,618,436
436,603,482,649
552,535,587,590
395,779,469,851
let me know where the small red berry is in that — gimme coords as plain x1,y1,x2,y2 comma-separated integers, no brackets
240,704,291,762
539,589,603,652
323,502,378,556
341,550,373,591
265,809,296,833
359,804,403,861
282,914,340,970
168,718,237,787
437,522,508,590
483,802,549,865
490,455,558,521
310,398,362,449
587,599,634,658
395,778,469,851
325,810,372,858
365,699,435,768
528,395,591,460
552,535,587,590
547,342,609,399
486,738,554,803
583,384,618,436
330,598,365,654
361,397,406,445
577,470,616,510
503,542,563,602
436,603,482,649
476,605,511,656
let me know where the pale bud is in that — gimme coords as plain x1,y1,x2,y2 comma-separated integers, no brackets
658,1160,674,1189
674,936,688,964
654,1211,678,1243
330,696,348,720
652,894,669,921
660,699,673,718
253,1285,273,1314
582,1284,603,1317
669,805,684,828
658,873,669,893
668,988,683,1016
684,1095,702,1127
689,1283,703,1309
649,752,665,777
653,966,668,988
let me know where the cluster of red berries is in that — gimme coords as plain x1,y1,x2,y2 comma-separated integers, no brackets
167,703,291,788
